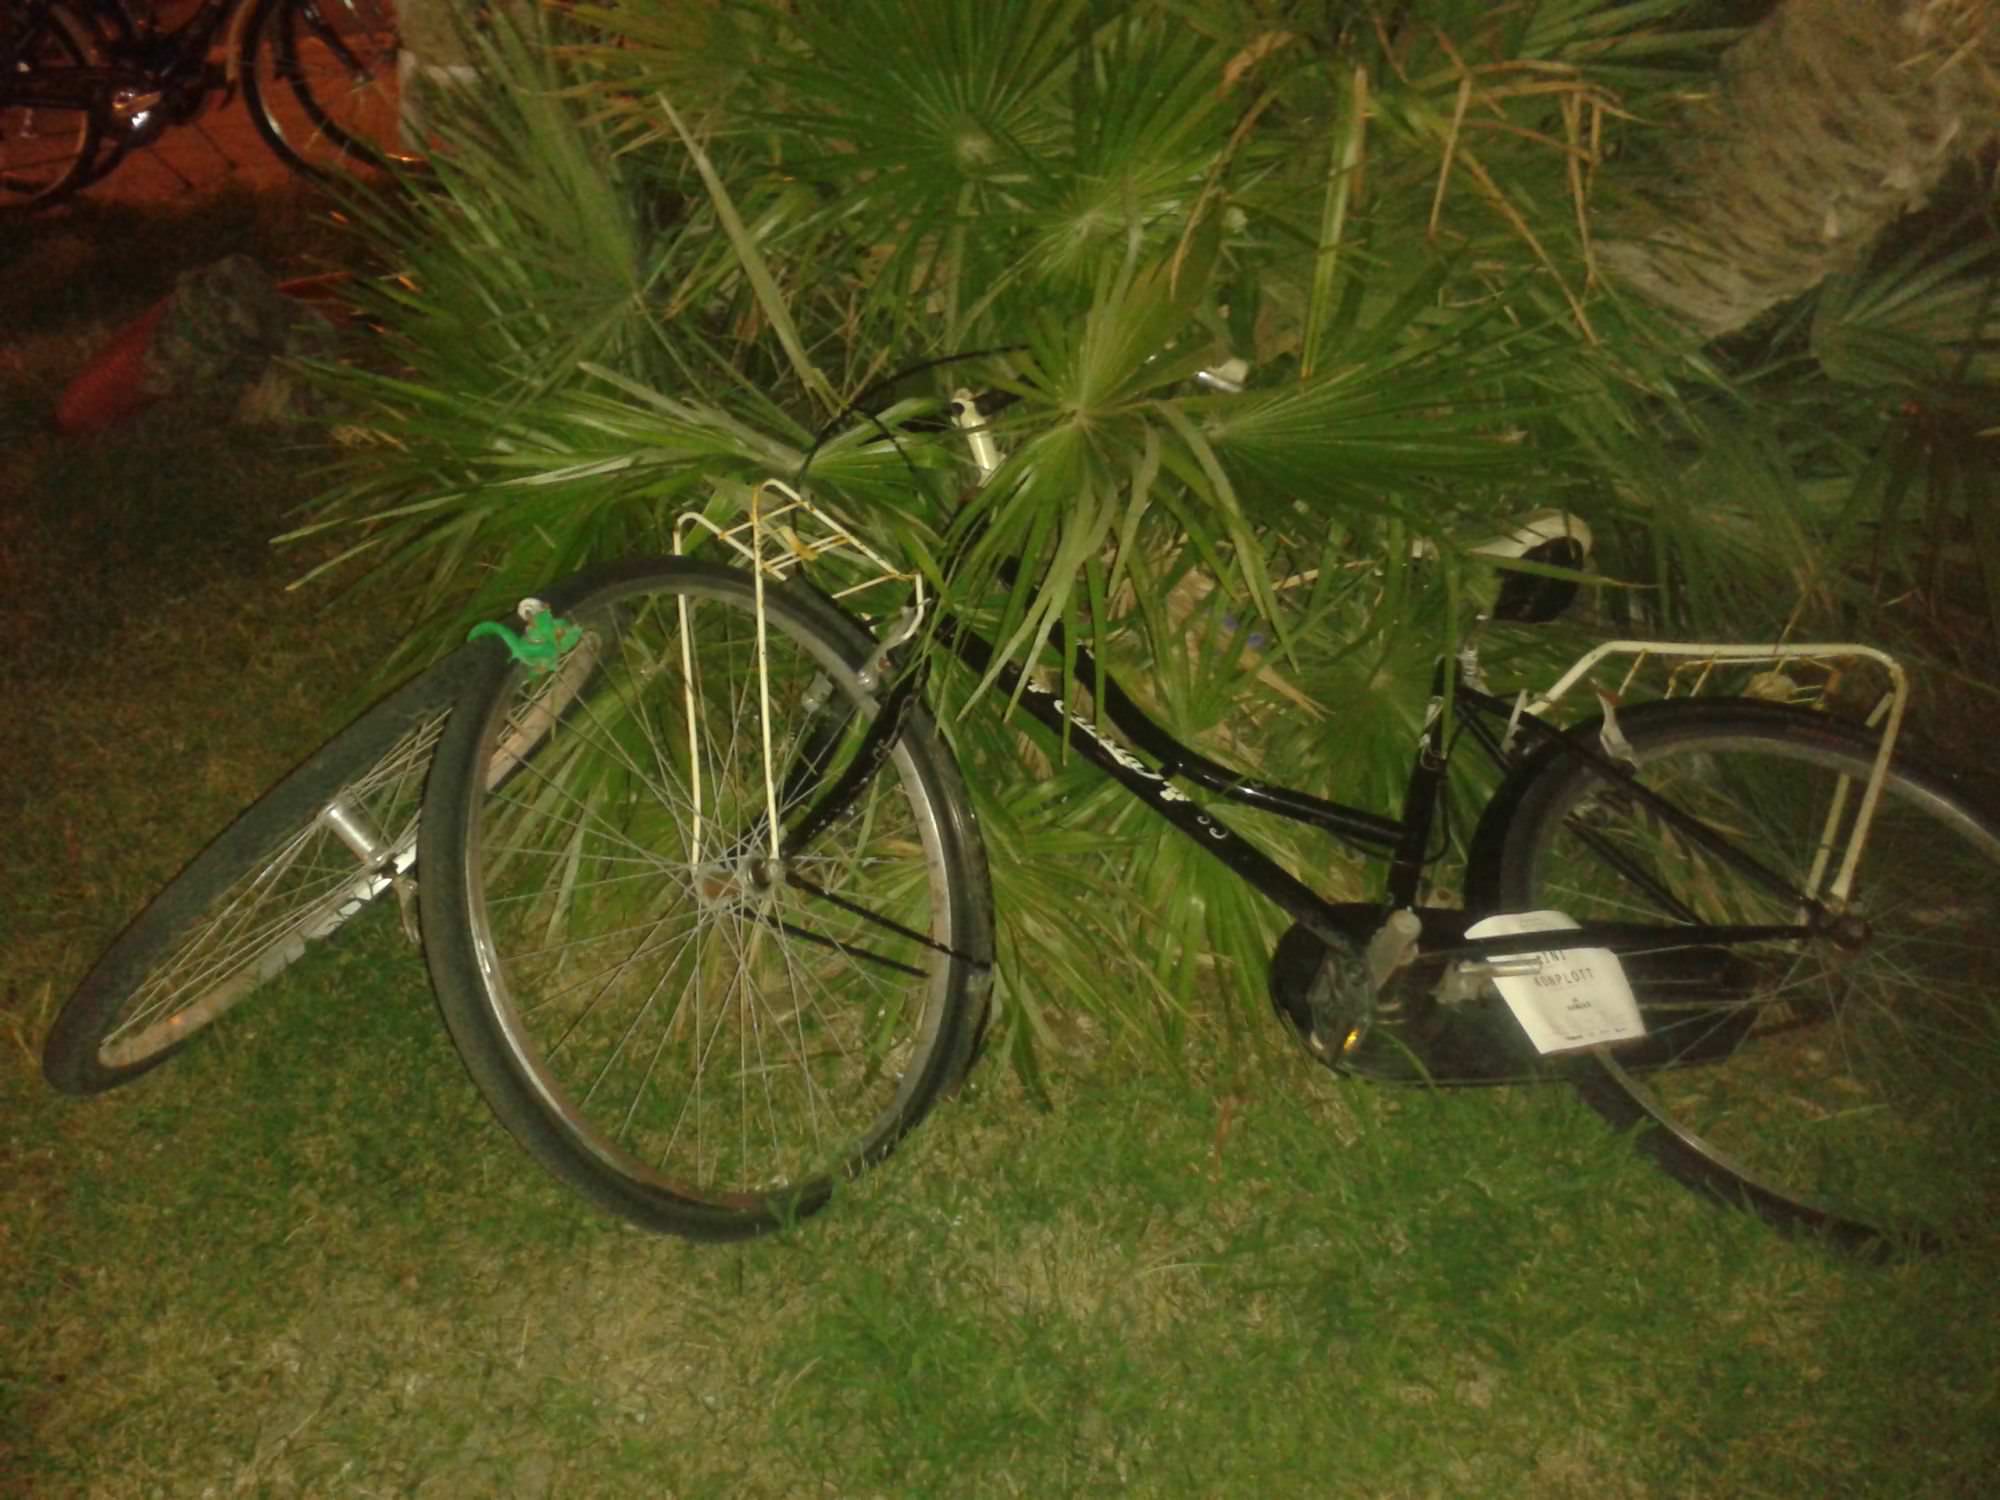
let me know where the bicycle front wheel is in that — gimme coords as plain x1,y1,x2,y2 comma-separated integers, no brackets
1,0,102,210
419,560,995,1240
43,653,476,1095
1479,699,2000,1253
240,0,413,182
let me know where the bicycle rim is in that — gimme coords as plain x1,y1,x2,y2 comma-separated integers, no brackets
1494,703,2000,1251
43,656,473,1094
421,563,992,1237
101,725,434,1066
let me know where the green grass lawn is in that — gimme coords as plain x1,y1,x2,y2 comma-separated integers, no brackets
4,192,1997,1499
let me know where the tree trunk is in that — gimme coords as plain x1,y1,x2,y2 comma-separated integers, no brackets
1598,0,2000,339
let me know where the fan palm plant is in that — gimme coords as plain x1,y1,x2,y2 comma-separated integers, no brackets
301,0,1873,1053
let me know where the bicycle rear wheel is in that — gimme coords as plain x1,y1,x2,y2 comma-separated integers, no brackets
240,0,413,182
43,653,477,1094
419,560,995,1240
0,1,102,210
1477,700,2000,1254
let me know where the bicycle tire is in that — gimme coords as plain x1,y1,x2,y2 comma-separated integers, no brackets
419,559,996,1240
42,651,478,1095
239,0,415,183
0,0,103,210
1471,699,2000,1254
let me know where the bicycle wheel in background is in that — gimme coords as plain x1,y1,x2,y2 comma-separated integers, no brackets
240,0,415,182
419,560,996,1240
0,0,103,210
42,652,477,1095
1475,699,2000,1255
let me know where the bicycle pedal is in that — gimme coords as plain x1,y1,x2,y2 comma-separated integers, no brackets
1268,920,1370,1067
1333,998,1544,1086
111,89,165,129
394,875,422,948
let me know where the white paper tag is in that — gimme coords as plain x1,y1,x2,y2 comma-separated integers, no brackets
1463,911,1644,1056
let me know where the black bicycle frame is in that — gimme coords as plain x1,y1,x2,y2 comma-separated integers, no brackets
903,609,1832,964
936,620,1403,950
761,390,1837,971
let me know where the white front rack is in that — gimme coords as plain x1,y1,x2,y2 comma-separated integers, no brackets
671,480,928,868
674,479,925,613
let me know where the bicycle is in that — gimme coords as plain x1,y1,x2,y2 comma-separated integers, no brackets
389,379,2000,1255
43,368,2000,1258
1,0,407,210
41,613,598,1093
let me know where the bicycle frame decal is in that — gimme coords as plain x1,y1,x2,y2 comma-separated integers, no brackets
1040,694,1194,806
